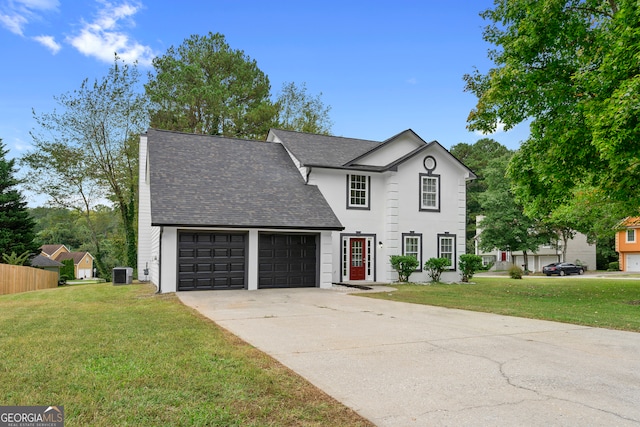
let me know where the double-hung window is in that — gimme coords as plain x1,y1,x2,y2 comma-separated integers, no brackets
347,174,370,209
402,233,422,271
437,233,456,270
627,229,636,243
419,173,440,211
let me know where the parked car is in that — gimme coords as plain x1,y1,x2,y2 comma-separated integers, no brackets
543,262,585,276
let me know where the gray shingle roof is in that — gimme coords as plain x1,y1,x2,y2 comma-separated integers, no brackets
147,129,343,230
268,129,381,167
31,254,63,267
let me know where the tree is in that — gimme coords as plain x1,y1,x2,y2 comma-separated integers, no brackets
458,254,483,283
477,154,552,270
0,140,38,260
146,32,277,139
24,56,148,273
465,0,640,220
450,138,510,252
275,82,333,134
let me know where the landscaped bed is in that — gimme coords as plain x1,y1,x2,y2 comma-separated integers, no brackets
0,283,372,427
360,276,640,332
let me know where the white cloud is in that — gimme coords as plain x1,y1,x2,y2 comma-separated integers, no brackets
66,1,155,66
0,0,59,35
406,77,418,85
33,34,60,53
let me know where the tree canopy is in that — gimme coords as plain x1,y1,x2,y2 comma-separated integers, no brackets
23,57,148,274
451,138,511,252
274,82,332,134
0,140,38,259
464,0,639,218
145,32,277,139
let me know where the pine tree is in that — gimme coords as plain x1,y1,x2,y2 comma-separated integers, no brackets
0,139,38,260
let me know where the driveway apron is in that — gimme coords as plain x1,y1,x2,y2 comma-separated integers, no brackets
178,288,640,426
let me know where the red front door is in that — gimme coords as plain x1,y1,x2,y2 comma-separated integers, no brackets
349,238,366,280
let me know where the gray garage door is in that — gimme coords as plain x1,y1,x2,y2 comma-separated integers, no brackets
258,233,318,289
178,231,247,291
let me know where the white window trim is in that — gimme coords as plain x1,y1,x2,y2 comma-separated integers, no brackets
627,229,636,243
402,232,423,272
347,174,370,210
419,173,440,212
437,233,456,271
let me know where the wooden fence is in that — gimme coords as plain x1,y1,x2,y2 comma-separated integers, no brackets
0,264,59,295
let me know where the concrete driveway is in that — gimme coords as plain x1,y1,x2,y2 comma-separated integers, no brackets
178,287,640,426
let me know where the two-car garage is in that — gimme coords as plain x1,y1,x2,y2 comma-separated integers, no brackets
177,231,318,291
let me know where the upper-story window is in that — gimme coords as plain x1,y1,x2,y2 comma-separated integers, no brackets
347,174,370,209
419,173,440,212
627,229,636,243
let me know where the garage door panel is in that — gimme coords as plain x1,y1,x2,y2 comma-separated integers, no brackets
178,231,246,291
258,233,318,289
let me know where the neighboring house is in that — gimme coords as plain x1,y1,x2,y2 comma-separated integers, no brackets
615,217,640,272
475,216,596,272
30,254,64,279
138,128,476,292
40,244,69,261
40,245,95,279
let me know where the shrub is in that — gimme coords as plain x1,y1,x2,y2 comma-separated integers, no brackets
390,255,420,282
424,257,451,282
458,254,483,282
508,264,523,279
60,259,75,280
608,261,619,271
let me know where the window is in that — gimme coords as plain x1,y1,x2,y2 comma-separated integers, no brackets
419,173,440,211
437,234,456,270
347,174,370,209
627,229,636,243
402,233,422,271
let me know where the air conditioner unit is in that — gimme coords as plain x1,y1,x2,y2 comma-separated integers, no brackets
112,267,133,285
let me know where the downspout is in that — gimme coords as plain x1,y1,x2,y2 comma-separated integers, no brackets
305,166,312,184
156,226,163,294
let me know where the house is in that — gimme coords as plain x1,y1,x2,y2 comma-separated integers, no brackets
615,217,640,272
40,245,95,279
30,254,64,279
475,216,596,272
137,128,476,292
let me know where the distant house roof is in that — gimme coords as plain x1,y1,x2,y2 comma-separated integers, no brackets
56,252,92,264
30,254,64,268
40,244,68,257
619,217,640,228
146,128,344,230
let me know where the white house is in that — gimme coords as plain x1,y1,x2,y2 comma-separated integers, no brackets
138,128,476,292
475,216,597,272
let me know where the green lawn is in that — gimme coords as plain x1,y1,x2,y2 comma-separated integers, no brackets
0,284,372,427
361,277,640,332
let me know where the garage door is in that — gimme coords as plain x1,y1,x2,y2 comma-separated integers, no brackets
626,254,640,272
178,231,247,291
258,233,317,289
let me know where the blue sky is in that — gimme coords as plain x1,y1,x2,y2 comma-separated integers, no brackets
0,1,529,169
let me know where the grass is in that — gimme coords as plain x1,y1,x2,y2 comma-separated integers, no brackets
361,276,640,332
0,283,372,427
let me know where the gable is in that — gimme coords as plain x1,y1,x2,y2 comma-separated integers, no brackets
146,129,343,230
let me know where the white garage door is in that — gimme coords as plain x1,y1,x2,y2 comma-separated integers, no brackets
626,254,640,272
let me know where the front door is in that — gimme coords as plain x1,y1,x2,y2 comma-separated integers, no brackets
349,238,366,280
